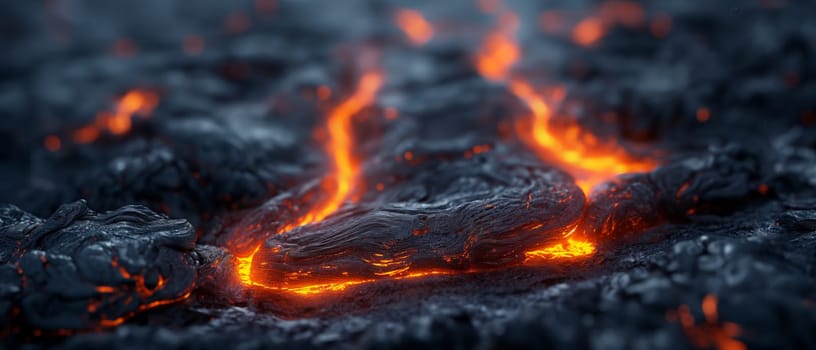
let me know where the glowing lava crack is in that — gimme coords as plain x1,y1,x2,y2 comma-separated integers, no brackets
237,71,384,288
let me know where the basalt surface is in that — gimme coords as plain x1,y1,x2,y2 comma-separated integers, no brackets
1,0,815,349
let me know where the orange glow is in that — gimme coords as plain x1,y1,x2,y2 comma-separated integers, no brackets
183,35,205,55
316,85,332,100
669,294,747,350
253,270,454,296
44,135,61,152
572,17,606,47
236,245,260,286
72,89,159,144
244,237,594,296
233,5,670,297
278,71,384,234
384,107,399,120
475,12,520,81
598,1,645,28
650,14,673,38
93,259,192,327
395,9,434,46
97,291,192,328
238,72,385,289
525,238,596,261
697,107,711,122
509,80,655,193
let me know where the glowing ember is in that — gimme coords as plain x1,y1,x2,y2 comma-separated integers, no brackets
44,135,61,152
394,9,434,46
697,107,711,123
525,238,596,261
668,294,747,350
254,270,454,296
571,17,605,47
70,89,159,144
236,245,260,286
475,13,520,81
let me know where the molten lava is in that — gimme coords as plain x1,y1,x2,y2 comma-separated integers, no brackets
394,9,434,46
509,80,656,193
472,6,659,260
278,71,383,233
235,4,661,297
473,6,655,194
238,71,384,287
668,294,747,350
70,89,159,144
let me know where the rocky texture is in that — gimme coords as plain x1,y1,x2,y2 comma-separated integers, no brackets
1,0,815,349
0,201,197,330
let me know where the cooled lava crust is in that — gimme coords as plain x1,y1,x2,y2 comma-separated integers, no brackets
1,0,816,349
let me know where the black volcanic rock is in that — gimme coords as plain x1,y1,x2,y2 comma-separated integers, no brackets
0,200,197,330
1,0,815,349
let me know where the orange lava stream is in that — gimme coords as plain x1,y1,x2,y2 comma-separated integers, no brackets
235,5,663,296
473,6,659,260
235,66,596,294
524,238,596,261
473,6,655,194
394,9,434,46
72,89,159,144
238,71,383,287
278,71,384,233
509,80,656,194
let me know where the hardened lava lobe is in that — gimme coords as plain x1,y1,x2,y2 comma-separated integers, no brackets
0,200,197,330
234,146,586,290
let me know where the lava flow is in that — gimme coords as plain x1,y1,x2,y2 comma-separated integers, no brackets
237,71,384,287
473,4,656,258
509,80,656,194
474,4,655,194
234,4,662,297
